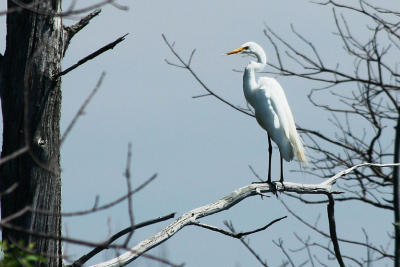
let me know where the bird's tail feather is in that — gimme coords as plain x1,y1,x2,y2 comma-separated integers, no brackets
290,130,307,164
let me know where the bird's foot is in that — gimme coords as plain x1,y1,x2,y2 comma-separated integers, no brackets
280,182,286,192
278,179,286,192
252,180,277,196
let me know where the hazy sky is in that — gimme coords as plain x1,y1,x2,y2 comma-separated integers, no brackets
0,0,396,266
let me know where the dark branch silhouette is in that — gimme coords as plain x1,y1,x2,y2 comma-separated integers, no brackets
56,34,128,78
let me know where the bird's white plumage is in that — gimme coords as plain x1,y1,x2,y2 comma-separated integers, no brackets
228,41,307,163
255,77,294,161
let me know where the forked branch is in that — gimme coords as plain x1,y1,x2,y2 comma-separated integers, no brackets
91,162,398,267
162,34,254,118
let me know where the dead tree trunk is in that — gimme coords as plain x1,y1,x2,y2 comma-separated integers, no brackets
394,114,400,266
0,1,63,265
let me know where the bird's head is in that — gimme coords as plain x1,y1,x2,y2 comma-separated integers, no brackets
226,41,266,65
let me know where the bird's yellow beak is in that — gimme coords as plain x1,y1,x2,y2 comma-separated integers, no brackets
226,46,245,55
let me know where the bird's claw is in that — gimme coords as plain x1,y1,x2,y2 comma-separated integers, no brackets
277,177,286,192
279,181,286,192
252,180,277,196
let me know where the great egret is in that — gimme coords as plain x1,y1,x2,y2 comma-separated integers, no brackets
226,42,307,184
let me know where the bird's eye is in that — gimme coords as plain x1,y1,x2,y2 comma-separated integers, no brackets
243,46,250,50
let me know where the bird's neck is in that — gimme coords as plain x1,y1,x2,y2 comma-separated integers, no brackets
243,61,265,97
243,66,258,93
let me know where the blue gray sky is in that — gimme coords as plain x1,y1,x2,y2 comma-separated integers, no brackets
0,0,395,266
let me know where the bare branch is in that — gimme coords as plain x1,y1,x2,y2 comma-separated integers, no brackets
236,216,287,237
162,34,255,118
273,239,296,267
326,194,345,267
1,218,181,267
90,163,399,266
65,9,101,37
70,213,176,267
56,34,128,78
5,174,159,220
63,9,102,54
225,221,269,267
61,72,105,146
191,216,286,239
249,165,264,182
0,146,29,166
123,143,135,246
191,93,212,99
8,0,127,17
281,200,394,259
0,1,41,16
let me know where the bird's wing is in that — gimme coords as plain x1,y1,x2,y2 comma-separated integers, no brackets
259,77,307,163
259,77,291,139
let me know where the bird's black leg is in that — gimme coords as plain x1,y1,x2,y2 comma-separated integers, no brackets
253,136,276,195
279,156,283,183
279,156,286,191
266,136,278,194
267,136,272,183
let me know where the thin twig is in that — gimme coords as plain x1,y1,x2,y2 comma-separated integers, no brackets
238,216,287,237
61,72,105,146
0,147,29,166
249,165,264,182
281,200,393,259
123,143,135,246
9,0,127,17
162,34,254,118
192,93,212,99
2,174,158,222
90,163,397,266
70,213,176,267
192,216,286,239
273,239,296,267
225,221,268,267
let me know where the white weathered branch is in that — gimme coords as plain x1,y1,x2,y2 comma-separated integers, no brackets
91,162,399,267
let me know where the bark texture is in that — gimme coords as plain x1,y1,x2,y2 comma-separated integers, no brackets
0,1,63,266
394,115,400,267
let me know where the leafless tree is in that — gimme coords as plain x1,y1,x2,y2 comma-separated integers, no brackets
1,0,399,267
0,1,131,266
157,0,400,266
262,1,400,265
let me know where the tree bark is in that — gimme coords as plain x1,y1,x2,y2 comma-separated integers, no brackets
0,1,63,266
394,114,400,266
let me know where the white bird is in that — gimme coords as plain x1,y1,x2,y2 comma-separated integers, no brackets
226,42,307,183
